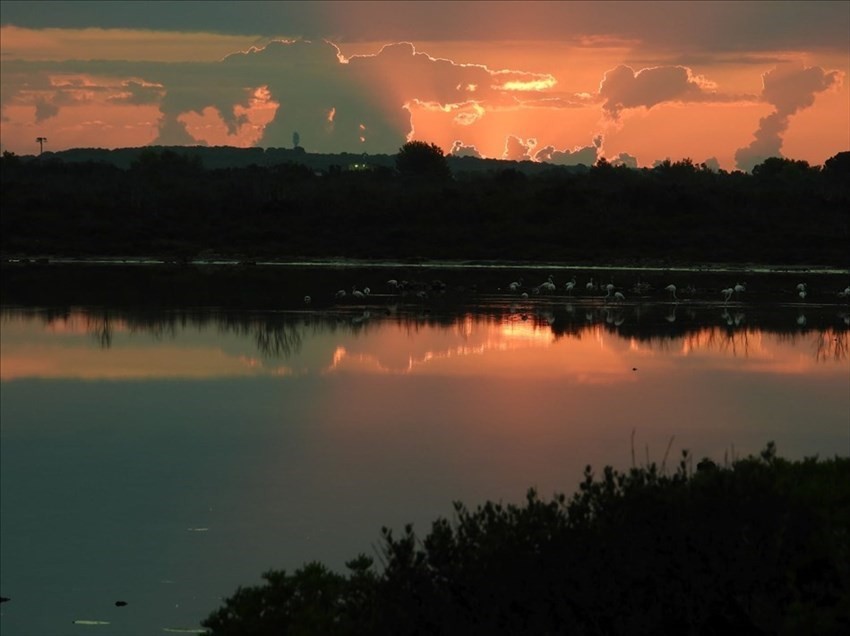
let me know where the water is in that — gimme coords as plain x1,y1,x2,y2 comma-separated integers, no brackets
1,264,849,635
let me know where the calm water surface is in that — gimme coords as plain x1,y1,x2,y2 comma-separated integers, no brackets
1,266,849,635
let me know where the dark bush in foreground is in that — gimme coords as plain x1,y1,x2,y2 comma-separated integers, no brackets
203,444,850,635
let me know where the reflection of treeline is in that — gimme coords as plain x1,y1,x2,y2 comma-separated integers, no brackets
201,444,850,635
1,148,848,265
4,305,846,362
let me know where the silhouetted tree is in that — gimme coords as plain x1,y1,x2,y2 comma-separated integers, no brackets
395,141,451,179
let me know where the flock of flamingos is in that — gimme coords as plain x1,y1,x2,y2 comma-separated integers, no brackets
306,275,850,306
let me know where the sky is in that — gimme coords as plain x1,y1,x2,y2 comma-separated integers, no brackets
1,0,848,171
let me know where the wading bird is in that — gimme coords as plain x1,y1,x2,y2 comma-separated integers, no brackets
665,284,678,301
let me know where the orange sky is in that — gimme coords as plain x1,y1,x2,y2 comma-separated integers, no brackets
1,2,847,170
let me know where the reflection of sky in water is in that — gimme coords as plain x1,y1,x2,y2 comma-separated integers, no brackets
2,310,847,380
1,309,848,636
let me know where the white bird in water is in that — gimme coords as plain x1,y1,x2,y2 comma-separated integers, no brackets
665,284,678,301
721,287,734,303
734,283,746,295
565,277,577,294
586,278,597,292
303,295,311,305
335,289,347,299
613,291,625,302
537,275,556,293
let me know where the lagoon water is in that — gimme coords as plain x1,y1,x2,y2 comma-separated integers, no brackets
1,265,849,635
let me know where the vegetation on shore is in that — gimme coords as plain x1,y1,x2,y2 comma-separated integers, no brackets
202,444,850,635
1,145,848,266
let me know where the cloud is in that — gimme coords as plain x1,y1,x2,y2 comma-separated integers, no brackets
34,98,59,122
535,136,600,166
735,63,843,171
450,140,481,158
502,135,536,161
3,2,848,53
108,80,165,105
702,156,721,172
599,64,748,120
610,152,638,168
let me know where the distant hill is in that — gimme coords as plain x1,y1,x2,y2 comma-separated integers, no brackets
15,145,590,176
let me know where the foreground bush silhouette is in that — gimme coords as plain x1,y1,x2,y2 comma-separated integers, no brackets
203,444,850,635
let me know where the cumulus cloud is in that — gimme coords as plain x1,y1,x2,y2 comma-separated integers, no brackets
610,152,638,168
535,135,601,166
599,64,747,120
503,135,536,161
2,38,566,154
702,156,721,172
450,140,481,157
735,63,843,171
34,98,59,122
536,146,595,166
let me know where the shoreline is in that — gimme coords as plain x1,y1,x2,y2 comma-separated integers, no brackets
3,256,849,276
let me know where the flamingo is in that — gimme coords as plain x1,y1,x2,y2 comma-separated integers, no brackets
565,277,577,295
665,284,678,301
335,289,347,299
586,278,597,292
613,291,625,302
303,295,312,305
721,287,734,303
734,283,746,295
508,277,523,292
538,275,556,293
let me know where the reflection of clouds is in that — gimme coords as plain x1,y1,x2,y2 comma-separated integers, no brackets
1,309,846,382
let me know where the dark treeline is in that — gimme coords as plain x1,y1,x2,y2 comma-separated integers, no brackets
1,146,849,265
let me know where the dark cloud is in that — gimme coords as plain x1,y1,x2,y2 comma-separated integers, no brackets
535,137,600,166
34,98,58,122
735,63,843,171
599,64,747,120
702,157,721,172
3,1,847,52
450,140,481,158
108,80,166,105
610,152,638,168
